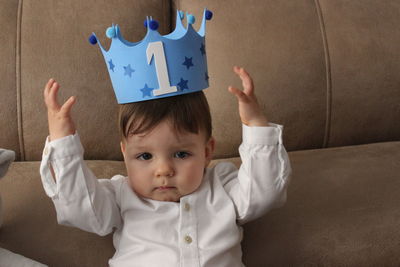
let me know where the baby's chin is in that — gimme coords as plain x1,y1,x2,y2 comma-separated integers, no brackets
130,186,181,202
149,188,200,202
149,190,182,202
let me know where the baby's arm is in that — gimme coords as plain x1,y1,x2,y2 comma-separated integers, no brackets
43,79,76,180
41,79,122,235
226,67,291,224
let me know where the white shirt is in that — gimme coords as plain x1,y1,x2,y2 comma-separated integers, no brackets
40,123,291,267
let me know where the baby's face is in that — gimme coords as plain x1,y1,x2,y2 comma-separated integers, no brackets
120,120,214,202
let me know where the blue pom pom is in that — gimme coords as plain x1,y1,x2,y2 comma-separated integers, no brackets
187,14,195,24
179,10,185,20
144,19,148,28
88,34,97,45
205,10,213,20
106,26,116,39
149,20,159,31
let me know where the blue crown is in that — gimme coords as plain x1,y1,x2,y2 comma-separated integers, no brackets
89,9,213,104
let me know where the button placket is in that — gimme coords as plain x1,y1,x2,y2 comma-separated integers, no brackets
178,197,199,266
181,201,193,246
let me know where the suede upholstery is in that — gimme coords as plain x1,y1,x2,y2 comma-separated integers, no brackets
0,0,399,266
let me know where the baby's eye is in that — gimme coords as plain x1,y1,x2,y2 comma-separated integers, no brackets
174,151,191,159
137,153,153,160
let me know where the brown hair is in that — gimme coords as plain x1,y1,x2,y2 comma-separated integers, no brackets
119,91,212,142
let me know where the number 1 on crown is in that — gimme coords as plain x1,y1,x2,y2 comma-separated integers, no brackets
146,41,178,96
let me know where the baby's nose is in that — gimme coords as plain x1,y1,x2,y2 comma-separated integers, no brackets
155,159,175,178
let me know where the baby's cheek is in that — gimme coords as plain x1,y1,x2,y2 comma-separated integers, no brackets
127,173,147,193
183,170,204,193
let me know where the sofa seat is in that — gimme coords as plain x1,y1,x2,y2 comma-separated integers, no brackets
1,141,399,266
243,141,400,266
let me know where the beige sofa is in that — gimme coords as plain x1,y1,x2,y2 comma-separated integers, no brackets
1,0,399,266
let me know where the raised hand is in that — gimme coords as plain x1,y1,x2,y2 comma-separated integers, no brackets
43,79,77,141
228,66,269,127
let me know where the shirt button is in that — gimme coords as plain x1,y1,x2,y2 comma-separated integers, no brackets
184,203,190,211
184,235,192,244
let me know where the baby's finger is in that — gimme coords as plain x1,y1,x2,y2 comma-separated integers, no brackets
228,86,249,103
233,66,254,95
47,82,61,110
60,96,76,116
240,70,254,95
44,78,55,98
44,78,55,90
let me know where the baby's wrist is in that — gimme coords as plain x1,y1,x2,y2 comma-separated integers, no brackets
48,124,76,141
49,132,75,142
244,116,269,127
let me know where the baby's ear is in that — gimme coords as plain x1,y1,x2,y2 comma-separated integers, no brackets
205,137,216,166
120,141,126,155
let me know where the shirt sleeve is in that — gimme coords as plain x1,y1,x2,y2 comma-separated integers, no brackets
39,132,122,236
219,123,292,225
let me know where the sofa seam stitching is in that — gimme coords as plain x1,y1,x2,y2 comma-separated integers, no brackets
16,0,25,161
314,0,332,148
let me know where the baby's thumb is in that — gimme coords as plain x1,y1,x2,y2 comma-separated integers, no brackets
228,86,247,102
60,96,76,114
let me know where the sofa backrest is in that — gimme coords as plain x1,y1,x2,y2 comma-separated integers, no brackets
1,0,399,161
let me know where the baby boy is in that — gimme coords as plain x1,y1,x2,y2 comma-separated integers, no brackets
40,10,291,267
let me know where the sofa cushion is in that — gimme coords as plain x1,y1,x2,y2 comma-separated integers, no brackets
316,0,400,147
1,141,399,266
242,141,400,266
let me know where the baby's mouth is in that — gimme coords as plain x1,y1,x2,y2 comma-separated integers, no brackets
155,186,176,191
